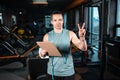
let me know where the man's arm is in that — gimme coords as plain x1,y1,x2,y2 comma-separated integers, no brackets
39,34,49,58
43,34,48,42
70,31,87,51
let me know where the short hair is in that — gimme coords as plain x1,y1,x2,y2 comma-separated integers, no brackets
51,11,63,19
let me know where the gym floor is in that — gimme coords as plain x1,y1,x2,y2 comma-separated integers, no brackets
0,49,120,80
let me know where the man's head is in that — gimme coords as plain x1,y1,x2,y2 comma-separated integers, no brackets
51,11,63,19
51,11,64,30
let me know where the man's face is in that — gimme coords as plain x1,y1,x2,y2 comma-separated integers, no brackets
51,14,63,30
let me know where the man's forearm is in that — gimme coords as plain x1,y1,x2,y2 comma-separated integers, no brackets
79,37,87,51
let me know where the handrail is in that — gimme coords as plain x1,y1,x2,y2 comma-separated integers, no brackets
20,44,38,57
0,55,20,59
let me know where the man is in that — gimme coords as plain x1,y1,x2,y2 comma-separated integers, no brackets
39,11,87,80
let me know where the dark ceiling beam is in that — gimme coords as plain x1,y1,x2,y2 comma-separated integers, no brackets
63,0,89,11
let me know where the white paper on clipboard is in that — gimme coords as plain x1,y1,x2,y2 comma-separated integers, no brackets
36,42,62,56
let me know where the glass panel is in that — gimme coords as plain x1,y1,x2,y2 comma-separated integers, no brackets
88,7,92,44
92,7,99,48
11,15,16,25
88,7,100,48
116,0,120,24
45,15,51,28
93,7,99,34
0,13,3,24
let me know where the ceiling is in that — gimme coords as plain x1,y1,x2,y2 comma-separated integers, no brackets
0,0,73,8
0,0,89,20
0,0,73,15
0,0,76,20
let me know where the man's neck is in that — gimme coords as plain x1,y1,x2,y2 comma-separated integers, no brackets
54,28,63,33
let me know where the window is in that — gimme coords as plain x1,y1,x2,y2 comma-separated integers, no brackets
11,15,16,25
116,27,120,37
88,7,100,49
0,13,3,24
45,15,51,28
63,13,67,29
115,0,120,39
116,0,120,24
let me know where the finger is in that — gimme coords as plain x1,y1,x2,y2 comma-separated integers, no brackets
82,22,85,29
77,24,81,30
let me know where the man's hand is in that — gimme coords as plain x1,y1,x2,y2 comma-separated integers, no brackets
77,22,86,37
39,48,47,57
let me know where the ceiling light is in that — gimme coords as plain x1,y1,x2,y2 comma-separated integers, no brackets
32,0,48,5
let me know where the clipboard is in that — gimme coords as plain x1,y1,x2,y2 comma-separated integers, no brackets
36,42,62,56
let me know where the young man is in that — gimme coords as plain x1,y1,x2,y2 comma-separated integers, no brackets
39,11,87,80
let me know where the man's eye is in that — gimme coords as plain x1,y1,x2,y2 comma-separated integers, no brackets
59,19,62,21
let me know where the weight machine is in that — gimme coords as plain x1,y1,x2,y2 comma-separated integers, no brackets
0,25,38,59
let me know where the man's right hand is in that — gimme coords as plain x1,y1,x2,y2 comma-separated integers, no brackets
39,48,47,58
